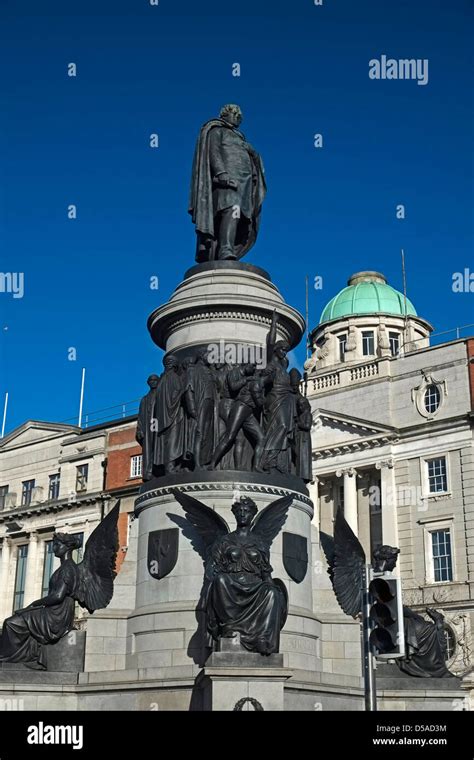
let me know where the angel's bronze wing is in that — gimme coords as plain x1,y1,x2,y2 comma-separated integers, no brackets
320,509,366,618
74,501,120,614
250,494,293,547
171,489,230,561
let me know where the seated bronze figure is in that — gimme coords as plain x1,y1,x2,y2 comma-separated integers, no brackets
0,502,120,670
172,491,292,655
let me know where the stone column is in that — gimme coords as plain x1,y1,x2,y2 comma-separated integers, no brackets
376,459,398,550
23,532,39,607
337,468,358,536
0,538,11,623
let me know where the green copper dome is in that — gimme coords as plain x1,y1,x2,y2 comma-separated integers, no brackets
320,271,417,324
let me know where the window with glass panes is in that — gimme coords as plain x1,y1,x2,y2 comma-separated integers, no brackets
389,332,400,356
130,455,142,478
424,384,441,414
42,540,55,596
338,334,347,363
431,529,453,582
362,331,375,356
48,473,60,500
21,479,35,506
76,464,88,492
427,457,447,493
444,626,456,660
13,544,29,611
0,485,8,510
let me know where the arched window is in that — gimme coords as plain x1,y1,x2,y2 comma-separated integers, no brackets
444,625,456,661
424,384,441,414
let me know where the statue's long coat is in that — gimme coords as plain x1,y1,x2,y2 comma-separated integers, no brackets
188,118,266,262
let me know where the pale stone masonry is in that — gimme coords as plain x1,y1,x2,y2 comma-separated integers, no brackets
305,271,474,678
0,418,137,628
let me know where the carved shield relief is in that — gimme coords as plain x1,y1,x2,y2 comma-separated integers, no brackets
283,532,308,583
148,528,179,580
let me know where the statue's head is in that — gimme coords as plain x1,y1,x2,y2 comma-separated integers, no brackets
231,496,258,527
196,348,209,364
274,340,290,360
297,394,310,414
289,367,302,391
244,363,256,376
220,104,242,128
147,374,160,389
52,532,83,559
163,354,179,371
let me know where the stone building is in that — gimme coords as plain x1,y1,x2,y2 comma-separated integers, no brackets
0,417,141,630
305,270,474,678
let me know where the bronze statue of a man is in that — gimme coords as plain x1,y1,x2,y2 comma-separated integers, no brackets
136,374,160,481
189,104,266,262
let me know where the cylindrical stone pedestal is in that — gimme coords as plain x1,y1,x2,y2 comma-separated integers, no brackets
147,261,305,357
127,472,320,676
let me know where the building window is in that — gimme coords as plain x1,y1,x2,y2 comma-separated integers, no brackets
48,473,60,501
76,464,89,493
13,544,28,611
389,332,400,356
338,334,347,363
130,455,143,478
21,479,35,506
427,457,448,493
444,625,456,661
71,532,84,564
42,540,55,596
431,529,453,582
362,331,375,356
0,485,8,510
424,384,441,414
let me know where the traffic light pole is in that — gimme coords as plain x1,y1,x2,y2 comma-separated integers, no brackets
362,564,377,711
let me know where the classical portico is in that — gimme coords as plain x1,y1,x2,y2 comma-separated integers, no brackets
309,408,400,559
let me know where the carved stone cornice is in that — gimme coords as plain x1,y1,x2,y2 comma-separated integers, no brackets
135,481,313,514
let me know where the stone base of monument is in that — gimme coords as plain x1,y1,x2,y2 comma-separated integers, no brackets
376,663,465,711
0,630,85,675
44,630,86,672
198,645,292,711
128,472,317,676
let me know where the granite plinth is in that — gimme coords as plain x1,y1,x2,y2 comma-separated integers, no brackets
184,260,271,281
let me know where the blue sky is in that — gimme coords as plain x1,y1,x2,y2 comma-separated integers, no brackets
0,0,472,433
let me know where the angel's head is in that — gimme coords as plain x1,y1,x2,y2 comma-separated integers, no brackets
52,532,83,559
231,496,258,527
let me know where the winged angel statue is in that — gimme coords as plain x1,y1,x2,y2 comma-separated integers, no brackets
172,490,293,655
320,510,453,678
0,502,120,670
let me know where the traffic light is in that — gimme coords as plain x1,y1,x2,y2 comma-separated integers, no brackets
368,572,405,659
